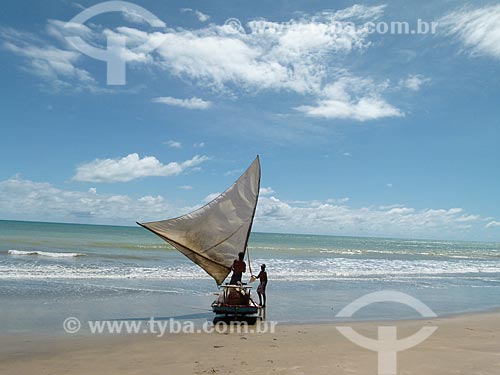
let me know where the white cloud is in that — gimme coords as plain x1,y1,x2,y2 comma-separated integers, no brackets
73,153,209,183
149,5,405,120
254,196,489,239
152,8,377,95
180,8,211,22
71,2,86,11
155,32,292,91
440,5,500,60
332,4,386,20
120,8,166,27
46,19,94,44
296,96,402,121
0,26,98,92
193,142,205,148
295,77,403,121
224,169,243,176
203,192,221,203
194,10,210,23
0,22,146,92
486,221,500,229
164,140,182,148
0,176,184,224
326,197,350,204
179,185,193,190
399,74,430,91
260,187,275,195
152,96,212,109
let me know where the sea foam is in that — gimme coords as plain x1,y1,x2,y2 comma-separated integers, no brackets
8,249,85,258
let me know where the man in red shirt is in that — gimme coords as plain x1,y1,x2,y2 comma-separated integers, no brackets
229,252,246,284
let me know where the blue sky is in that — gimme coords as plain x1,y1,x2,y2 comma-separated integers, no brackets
1,0,500,240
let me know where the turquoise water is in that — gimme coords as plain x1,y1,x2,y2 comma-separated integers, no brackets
1,220,500,333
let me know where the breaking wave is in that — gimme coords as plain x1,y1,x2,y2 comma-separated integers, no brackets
8,250,86,258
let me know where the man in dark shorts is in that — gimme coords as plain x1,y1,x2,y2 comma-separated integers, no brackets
229,252,246,284
256,264,267,307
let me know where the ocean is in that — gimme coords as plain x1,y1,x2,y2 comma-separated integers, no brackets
1,219,500,334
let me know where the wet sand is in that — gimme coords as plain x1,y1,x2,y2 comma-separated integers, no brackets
1,312,499,375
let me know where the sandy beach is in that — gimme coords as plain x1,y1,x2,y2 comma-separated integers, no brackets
2,1,500,375
1,311,499,375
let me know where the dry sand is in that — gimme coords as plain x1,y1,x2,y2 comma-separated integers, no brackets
1,312,499,375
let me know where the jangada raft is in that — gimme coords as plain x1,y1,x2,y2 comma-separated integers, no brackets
137,156,261,320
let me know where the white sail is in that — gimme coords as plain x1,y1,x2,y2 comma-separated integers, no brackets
138,156,261,285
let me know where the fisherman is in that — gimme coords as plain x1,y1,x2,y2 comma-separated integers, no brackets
229,252,246,284
255,264,267,307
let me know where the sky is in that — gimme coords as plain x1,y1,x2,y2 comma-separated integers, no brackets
1,0,500,241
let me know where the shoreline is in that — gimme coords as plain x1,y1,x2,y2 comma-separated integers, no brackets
2,311,499,374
